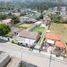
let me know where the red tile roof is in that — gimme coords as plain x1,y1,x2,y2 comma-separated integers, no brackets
55,41,65,48
45,32,61,41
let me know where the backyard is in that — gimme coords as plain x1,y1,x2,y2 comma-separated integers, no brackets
32,25,45,35
49,22,67,43
33,25,46,47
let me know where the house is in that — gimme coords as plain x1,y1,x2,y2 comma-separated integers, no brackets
45,32,61,45
11,27,23,35
0,51,10,67
0,19,12,25
60,7,67,17
15,30,40,46
12,12,21,16
0,51,22,67
6,57,22,67
41,16,51,28
52,41,66,57
55,41,65,48
20,16,37,23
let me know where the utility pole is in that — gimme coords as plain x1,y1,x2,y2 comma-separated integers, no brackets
49,51,52,67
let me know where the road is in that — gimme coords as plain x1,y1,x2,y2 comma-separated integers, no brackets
0,42,67,67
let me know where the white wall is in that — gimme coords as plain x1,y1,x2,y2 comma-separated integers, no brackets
16,37,36,46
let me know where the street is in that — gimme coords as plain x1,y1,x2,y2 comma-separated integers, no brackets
0,42,67,67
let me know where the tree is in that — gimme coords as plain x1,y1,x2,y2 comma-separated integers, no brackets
38,15,43,19
11,16,20,24
0,14,7,20
0,24,11,36
49,14,62,23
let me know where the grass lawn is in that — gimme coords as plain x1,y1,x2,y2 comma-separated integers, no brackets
49,23,67,43
16,24,32,28
5,33,14,38
32,25,45,34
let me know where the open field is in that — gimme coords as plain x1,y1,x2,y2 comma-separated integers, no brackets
16,24,32,29
49,23,67,43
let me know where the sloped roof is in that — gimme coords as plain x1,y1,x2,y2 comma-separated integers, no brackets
45,32,61,41
19,30,40,40
55,41,65,48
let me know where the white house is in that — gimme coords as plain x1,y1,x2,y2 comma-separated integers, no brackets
15,30,40,46
0,19,11,25
20,16,37,23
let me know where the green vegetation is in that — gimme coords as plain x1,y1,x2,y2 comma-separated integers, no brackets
33,25,45,35
11,15,20,24
0,14,8,20
49,13,67,24
49,14,61,23
0,24,11,36
38,15,43,19
5,33,14,38
16,24,32,28
11,40,17,44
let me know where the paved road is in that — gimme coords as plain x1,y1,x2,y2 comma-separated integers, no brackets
0,42,67,67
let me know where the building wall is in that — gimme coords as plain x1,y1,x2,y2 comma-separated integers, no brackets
0,53,10,67
16,37,36,46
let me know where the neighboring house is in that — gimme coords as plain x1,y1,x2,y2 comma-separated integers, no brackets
45,32,66,56
0,51,10,67
0,19,11,25
55,41,65,49
41,16,51,28
11,27,23,35
0,36,9,41
15,30,40,46
60,7,67,17
12,12,21,16
20,16,37,23
45,32,61,45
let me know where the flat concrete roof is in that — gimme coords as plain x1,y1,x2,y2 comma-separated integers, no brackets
6,57,21,67
0,51,10,67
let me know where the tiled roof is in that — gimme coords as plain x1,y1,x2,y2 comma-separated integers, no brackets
55,41,65,48
45,32,61,41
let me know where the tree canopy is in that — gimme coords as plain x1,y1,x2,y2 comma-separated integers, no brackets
0,24,11,36
11,15,20,24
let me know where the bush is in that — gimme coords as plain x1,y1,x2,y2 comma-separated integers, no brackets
0,24,11,36
11,40,17,44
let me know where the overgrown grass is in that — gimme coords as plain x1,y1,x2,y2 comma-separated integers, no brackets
5,33,14,38
16,24,32,28
32,25,45,34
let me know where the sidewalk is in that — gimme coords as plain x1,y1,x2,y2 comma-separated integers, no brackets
32,49,64,61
